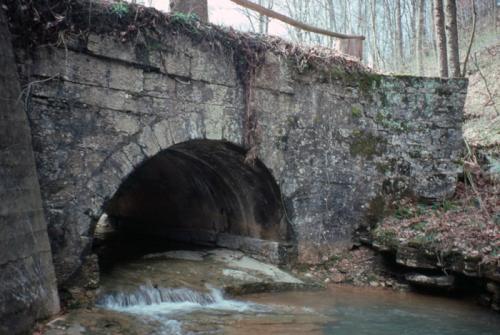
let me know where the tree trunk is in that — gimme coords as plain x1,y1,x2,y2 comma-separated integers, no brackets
495,0,499,32
431,2,438,65
396,0,404,70
170,0,208,22
416,0,425,75
258,0,269,34
370,0,380,68
461,0,477,77
445,0,461,77
434,0,449,77
410,0,418,59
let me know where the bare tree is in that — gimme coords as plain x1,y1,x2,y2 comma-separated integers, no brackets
416,0,425,75
370,0,382,68
224,0,490,76
461,0,477,77
240,0,273,34
434,0,449,77
395,0,404,70
445,0,460,77
258,0,273,34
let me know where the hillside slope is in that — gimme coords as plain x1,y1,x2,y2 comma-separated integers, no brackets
463,42,500,150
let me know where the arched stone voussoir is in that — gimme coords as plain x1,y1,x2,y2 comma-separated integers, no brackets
85,146,146,210
137,126,162,157
150,116,209,150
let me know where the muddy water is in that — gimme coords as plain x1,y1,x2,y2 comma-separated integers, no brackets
47,252,500,335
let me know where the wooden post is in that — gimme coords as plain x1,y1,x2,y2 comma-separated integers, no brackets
337,39,364,60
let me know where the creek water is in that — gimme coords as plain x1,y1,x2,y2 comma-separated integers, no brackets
90,258,500,335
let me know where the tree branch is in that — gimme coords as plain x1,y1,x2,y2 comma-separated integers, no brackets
473,52,499,116
229,0,365,40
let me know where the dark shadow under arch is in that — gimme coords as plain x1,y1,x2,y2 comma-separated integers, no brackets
94,139,292,270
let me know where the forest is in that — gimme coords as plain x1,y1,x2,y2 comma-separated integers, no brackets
237,0,498,76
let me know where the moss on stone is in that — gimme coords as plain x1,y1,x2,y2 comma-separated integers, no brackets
435,86,453,97
349,130,386,158
351,105,362,118
375,111,411,133
372,227,398,249
358,73,383,94
407,232,438,249
375,112,386,124
376,162,390,174
327,71,385,96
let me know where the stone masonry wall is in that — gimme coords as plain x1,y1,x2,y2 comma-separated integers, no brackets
0,8,59,335
12,14,467,284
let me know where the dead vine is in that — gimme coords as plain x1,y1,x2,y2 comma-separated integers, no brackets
463,139,492,219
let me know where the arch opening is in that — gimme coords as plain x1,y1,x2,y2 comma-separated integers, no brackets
93,140,291,271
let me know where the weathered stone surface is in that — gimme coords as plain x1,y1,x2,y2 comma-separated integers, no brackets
396,246,439,270
216,233,291,265
9,9,467,286
0,8,59,334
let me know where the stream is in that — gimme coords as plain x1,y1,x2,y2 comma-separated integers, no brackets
45,249,500,335
95,284,500,335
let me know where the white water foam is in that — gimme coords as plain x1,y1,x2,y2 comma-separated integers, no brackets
98,283,259,316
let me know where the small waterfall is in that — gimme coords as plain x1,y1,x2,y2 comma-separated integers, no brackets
98,283,256,315
100,285,218,308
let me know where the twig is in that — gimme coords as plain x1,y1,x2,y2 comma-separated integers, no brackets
18,76,59,111
473,53,499,116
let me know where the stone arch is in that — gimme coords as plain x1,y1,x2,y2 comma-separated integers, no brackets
50,88,246,285
87,136,291,271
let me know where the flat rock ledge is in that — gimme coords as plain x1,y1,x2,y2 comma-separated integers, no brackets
112,249,322,296
405,273,455,289
370,238,500,312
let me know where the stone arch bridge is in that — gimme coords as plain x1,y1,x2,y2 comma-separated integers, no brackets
0,4,467,333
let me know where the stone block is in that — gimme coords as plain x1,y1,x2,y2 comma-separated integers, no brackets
189,46,237,86
255,51,294,94
33,47,144,92
153,49,191,78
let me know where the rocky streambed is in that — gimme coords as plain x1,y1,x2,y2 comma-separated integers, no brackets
39,247,500,335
